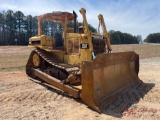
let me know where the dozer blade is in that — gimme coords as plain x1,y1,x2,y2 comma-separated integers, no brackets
81,51,142,113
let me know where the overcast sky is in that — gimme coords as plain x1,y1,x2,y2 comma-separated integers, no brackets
1,0,160,39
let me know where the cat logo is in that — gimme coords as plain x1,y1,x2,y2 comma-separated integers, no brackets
80,43,89,49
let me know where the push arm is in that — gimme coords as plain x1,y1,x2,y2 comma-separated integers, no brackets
98,14,112,52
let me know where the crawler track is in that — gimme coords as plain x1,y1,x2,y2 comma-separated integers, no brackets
26,48,80,82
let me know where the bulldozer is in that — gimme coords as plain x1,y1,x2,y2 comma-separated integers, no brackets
26,8,141,113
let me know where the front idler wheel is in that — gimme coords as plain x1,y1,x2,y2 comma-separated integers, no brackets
32,52,41,68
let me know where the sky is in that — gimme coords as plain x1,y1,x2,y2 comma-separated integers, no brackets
0,0,160,39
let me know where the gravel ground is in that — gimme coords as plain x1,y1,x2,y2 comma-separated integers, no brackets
0,46,160,120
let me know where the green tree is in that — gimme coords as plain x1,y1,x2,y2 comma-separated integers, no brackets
24,15,33,37
32,16,38,36
144,33,160,43
109,30,139,44
5,10,15,45
14,11,25,45
67,21,97,33
0,11,6,45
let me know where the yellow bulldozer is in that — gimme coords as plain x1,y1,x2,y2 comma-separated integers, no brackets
26,8,141,112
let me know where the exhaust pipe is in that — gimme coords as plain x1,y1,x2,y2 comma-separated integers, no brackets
73,10,77,33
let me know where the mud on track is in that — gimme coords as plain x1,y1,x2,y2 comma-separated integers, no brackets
0,46,160,120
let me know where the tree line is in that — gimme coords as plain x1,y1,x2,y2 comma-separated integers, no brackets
0,10,97,45
109,30,140,44
144,33,160,43
1,10,158,46
0,10,37,45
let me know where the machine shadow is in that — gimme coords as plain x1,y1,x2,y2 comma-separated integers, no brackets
31,78,155,118
101,82,155,118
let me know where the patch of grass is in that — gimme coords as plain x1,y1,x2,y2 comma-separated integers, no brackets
0,66,26,72
0,54,29,72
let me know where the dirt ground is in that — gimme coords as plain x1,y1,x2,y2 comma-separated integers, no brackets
0,46,160,120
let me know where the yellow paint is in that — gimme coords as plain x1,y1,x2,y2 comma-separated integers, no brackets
29,35,54,50
28,8,112,67
28,32,92,66
33,53,41,67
